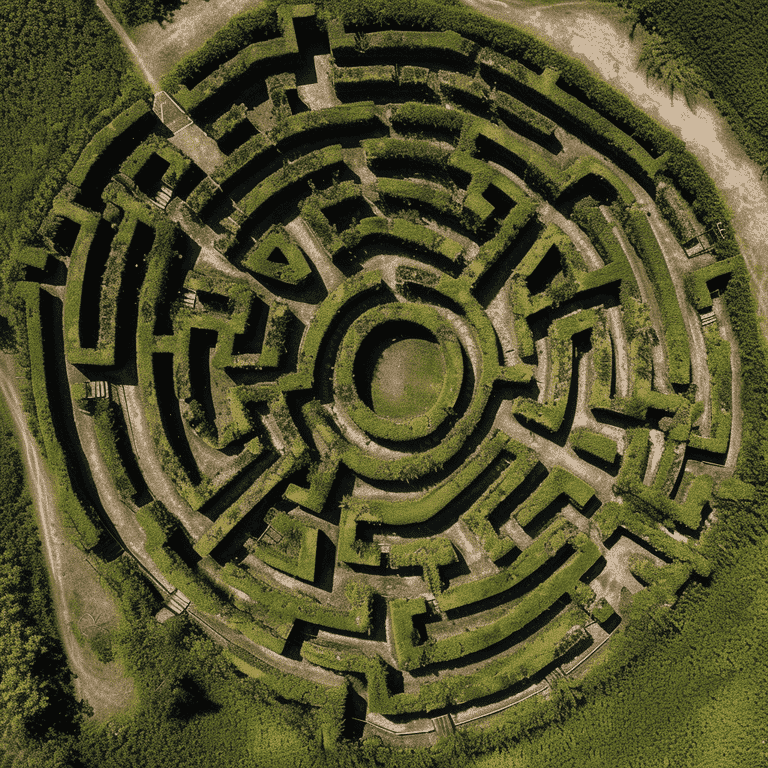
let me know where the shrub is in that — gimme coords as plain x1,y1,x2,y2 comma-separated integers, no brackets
438,70,491,110
186,177,221,216
171,5,300,115
67,101,152,189
570,427,618,464
92,399,140,502
270,102,381,150
376,177,458,219
440,518,574,612
232,144,344,228
211,133,278,190
684,257,735,311
194,430,309,558
512,310,598,433
120,134,192,190
250,511,319,582
284,453,341,513
363,136,453,181
17,282,101,549
389,538,457,595
209,102,250,142
492,90,556,145
513,467,596,528
390,101,466,138
621,206,691,386
461,441,541,561
390,536,600,669
332,64,396,99
245,225,311,285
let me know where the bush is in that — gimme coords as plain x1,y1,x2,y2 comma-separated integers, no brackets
270,102,381,150
195,433,309,558
120,134,192,190
493,90,556,145
220,561,373,634
250,511,319,582
186,177,221,216
211,133,278,191
461,441,541,561
621,206,691,386
209,103,250,142
93,399,140,502
684,257,735,311
334,302,464,442
67,100,152,189
570,427,618,464
332,64,396,99
232,144,344,228
390,535,600,669
390,101,466,138
245,225,311,285
513,467,596,528
171,5,300,116
17,282,101,549
389,537,457,595
512,310,598,433
440,518,574,612
376,177,458,219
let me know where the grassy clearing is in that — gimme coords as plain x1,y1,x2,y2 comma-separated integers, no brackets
370,337,445,419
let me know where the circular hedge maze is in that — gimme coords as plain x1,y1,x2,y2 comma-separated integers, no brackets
15,2,755,736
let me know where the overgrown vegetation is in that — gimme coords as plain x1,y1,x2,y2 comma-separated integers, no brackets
3,0,768,764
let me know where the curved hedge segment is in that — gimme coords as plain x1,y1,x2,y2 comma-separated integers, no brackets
22,0,754,726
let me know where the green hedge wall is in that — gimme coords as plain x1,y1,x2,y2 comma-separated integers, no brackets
17,282,101,549
250,511,319,582
461,440,541,561
570,427,618,464
440,517,574,612
513,467,596,529
390,535,599,669
620,206,691,386
232,144,344,227
67,100,152,189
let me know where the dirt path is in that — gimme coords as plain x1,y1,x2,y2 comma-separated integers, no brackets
0,356,135,719
464,0,768,332
131,0,265,86
95,0,159,91
119,384,211,540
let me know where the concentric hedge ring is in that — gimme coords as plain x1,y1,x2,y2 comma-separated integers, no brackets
20,0,752,732
334,302,464,442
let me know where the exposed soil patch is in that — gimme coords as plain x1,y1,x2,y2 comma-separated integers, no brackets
0,355,135,720
371,337,444,419
130,0,266,85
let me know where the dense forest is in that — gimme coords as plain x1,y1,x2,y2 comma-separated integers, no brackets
621,0,768,168
0,405,86,766
104,0,184,29
0,0,767,765
0,0,148,338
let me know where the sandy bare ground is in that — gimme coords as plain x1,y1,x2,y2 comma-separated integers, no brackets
0,355,135,719
464,0,768,333
131,0,266,86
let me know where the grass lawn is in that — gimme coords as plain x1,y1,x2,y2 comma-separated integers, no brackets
370,337,445,420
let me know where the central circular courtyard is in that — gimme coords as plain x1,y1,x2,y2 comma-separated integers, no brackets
370,335,444,420
335,300,465,445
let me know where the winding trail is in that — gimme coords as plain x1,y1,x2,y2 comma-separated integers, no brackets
95,0,159,91
0,356,134,718
464,0,768,328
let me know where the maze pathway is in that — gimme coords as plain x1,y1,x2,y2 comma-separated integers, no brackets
13,1,752,734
